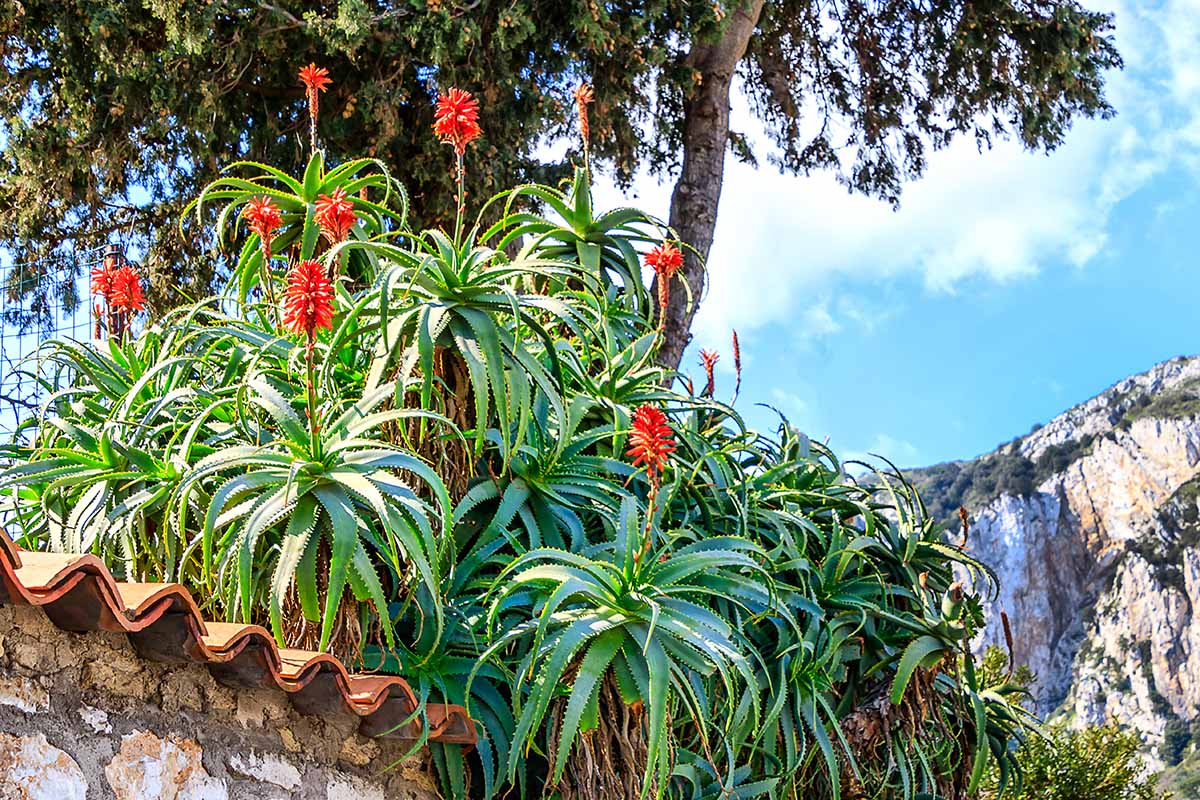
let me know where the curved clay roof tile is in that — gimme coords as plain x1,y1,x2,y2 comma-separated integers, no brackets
0,535,474,746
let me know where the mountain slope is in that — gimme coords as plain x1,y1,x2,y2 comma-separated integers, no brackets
908,356,1200,790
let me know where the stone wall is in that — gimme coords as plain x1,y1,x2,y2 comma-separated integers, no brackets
0,604,439,800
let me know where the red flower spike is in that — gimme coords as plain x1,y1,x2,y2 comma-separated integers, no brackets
433,88,482,156
627,405,675,487
91,257,115,298
243,196,283,256
644,242,684,278
574,82,594,142
314,187,357,244
298,64,332,119
107,264,145,314
281,260,334,341
644,242,684,327
731,329,742,397
699,349,719,396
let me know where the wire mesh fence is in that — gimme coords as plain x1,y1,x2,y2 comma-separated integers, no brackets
0,246,113,438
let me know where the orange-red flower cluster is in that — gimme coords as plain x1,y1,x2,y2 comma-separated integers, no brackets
645,242,683,279
699,349,719,395
108,265,146,314
281,260,334,341
243,196,282,256
627,404,675,487
314,187,356,244
298,64,332,121
433,88,482,156
92,256,145,315
644,242,684,326
574,82,594,143
91,256,116,299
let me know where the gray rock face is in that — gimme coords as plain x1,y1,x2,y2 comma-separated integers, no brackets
914,356,1200,772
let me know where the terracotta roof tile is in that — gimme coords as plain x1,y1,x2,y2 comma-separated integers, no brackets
0,535,474,746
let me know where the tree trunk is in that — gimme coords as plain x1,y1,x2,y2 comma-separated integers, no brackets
655,0,766,371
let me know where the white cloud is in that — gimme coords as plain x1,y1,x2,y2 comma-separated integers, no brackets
800,299,840,338
844,434,925,470
592,0,1200,344
769,387,810,419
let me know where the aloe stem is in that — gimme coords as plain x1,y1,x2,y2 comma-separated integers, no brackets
454,151,465,246
305,337,319,457
260,244,277,316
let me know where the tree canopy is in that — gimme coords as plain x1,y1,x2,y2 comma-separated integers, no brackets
1,0,1120,358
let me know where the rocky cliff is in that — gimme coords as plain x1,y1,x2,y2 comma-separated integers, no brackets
909,355,1200,792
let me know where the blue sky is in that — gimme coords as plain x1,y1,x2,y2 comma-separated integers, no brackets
596,0,1200,468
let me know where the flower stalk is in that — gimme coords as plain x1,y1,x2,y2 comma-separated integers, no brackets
281,259,334,451
433,87,481,245
627,404,676,549
298,64,332,154
574,82,594,175
699,349,719,396
454,151,466,244
243,196,282,310
644,242,684,332
314,187,358,275
732,329,742,402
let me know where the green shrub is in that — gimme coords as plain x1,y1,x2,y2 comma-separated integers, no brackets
0,75,1036,800
1127,477,1200,595
909,449,1038,532
1161,748,1200,798
982,722,1168,800
910,430,1099,534
1164,718,1195,767
1118,379,1200,428
1035,434,1095,478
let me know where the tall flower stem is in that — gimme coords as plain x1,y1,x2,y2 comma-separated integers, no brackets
574,82,594,179
243,197,282,319
281,259,334,455
432,87,481,246
314,188,357,273
642,484,658,545
454,151,466,246
260,250,276,314
305,339,319,456
298,64,332,155
626,404,675,560
644,243,684,333
731,329,742,404
279,256,333,455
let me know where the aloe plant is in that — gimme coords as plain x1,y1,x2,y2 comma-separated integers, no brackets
478,496,773,797
0,76,1040,800
497,167,663,323
344,226,598,462
174,378,449,651
185,150,407,302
